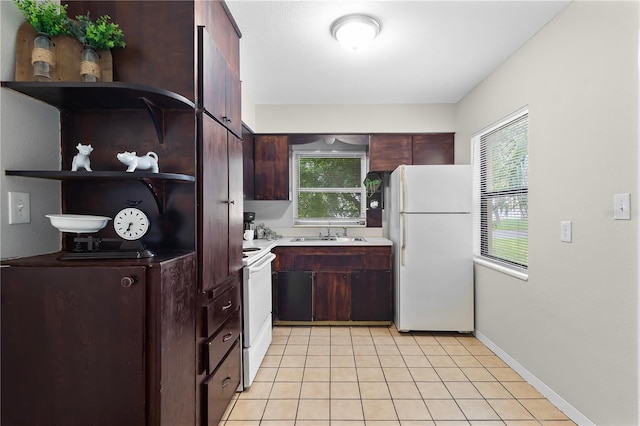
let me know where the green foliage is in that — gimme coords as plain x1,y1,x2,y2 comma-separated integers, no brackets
296,157,364,219
13,0,70,36
70,13,125,50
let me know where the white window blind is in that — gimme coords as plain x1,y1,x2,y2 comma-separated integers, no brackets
292,151,367,226
472,109,529,270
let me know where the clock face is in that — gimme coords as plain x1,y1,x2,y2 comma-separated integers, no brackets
114,208,150,241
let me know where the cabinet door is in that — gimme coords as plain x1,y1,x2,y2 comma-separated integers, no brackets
1,265,146,426
369,134,412,172
242,126,255,199
200,27,226,122
254,135,289,200
201,113,230,292
351,270,392,321
277,271,313,321
315,272,351,321
412,133,455,165
226,63,242,137
228,132,244,275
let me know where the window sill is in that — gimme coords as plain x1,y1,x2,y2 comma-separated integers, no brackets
473,257,528,281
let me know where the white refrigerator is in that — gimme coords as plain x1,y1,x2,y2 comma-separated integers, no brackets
385,165,473,332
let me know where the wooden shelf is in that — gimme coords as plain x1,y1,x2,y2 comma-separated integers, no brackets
1,82,195,143
5,170,195,214
5,170,195,182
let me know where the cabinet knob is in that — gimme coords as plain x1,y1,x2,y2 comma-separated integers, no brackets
221,376,232,388
224,199,235,205
120,276,135,288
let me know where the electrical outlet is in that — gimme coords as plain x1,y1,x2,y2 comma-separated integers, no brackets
8,192,31,224
560,220,572,243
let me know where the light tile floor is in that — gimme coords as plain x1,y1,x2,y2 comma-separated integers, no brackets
221,325,576,426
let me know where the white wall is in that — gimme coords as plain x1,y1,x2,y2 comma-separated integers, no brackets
1,0,61,260
456,1,638,424
254,103,456,134
245,103,458,230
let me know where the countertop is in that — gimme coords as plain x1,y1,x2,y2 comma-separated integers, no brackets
243,237,392,252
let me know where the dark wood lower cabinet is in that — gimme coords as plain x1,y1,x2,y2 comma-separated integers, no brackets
1,253,196,426
315,272,352,321
273,246,392,323
351,270,393,321
277,271,313,321
196,275,242,426
201,340,241,426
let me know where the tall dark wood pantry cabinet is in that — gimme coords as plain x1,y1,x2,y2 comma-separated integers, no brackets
1,1,243,425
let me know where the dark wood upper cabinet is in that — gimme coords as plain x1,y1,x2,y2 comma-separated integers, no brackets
254,135,289,200
369,134,413,172
242,125,255,199
369,133,455,172
412,133,455,165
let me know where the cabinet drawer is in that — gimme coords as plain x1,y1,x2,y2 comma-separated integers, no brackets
295,254,366,271
201,341,241,426
203,283,240,337
204,309,241,375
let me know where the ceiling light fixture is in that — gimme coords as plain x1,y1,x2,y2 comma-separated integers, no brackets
330,14,381,52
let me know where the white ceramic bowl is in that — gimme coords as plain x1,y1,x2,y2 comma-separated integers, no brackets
46,214,112,233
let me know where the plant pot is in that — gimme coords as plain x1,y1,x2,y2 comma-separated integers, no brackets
31,32,55,81
80,45,101,82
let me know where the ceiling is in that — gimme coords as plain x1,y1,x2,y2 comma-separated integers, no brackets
225,0,571,105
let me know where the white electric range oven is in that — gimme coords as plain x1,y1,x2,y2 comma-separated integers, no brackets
241,242,276,389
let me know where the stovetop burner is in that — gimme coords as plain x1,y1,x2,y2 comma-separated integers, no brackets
243,247,261,253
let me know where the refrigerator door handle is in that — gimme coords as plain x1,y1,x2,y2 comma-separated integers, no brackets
401,166,406,213
401,214,406,266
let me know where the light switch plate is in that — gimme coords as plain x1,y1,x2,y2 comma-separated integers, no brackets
8,192,31,224
560,220,572,243
614,193,631,220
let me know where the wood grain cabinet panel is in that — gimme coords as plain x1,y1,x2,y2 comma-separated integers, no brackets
315,272,352,321
351,270,392,321
1,253,196,426
412,133,455,165
369,133,455,172
201,341,241,426
254,135,290,200
272,246,392,322
369,134,413,172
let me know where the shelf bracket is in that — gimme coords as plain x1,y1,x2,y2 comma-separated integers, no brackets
139,178,166,215
139,96,165,144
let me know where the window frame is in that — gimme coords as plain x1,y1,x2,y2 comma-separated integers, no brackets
472,107,529,278
292,150,368,227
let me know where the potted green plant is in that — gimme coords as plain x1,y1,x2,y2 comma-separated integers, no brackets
13,0,71,81
69,12,126,82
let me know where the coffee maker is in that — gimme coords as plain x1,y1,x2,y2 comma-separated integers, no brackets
243,212,255,231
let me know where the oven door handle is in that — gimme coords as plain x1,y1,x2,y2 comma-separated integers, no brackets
248,252,276,275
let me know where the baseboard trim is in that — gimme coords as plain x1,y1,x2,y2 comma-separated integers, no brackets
475,330,593,426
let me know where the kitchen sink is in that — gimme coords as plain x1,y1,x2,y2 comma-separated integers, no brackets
290,236,367,242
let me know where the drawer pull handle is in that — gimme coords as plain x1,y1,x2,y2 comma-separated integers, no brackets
222,332,233,342
221,377,232,388
120,276,134,288
221,301,233,311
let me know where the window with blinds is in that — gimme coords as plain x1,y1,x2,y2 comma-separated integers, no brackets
293,151,367,226
472,108,529,270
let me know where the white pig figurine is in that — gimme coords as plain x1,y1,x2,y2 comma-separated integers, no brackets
117,151,159,173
